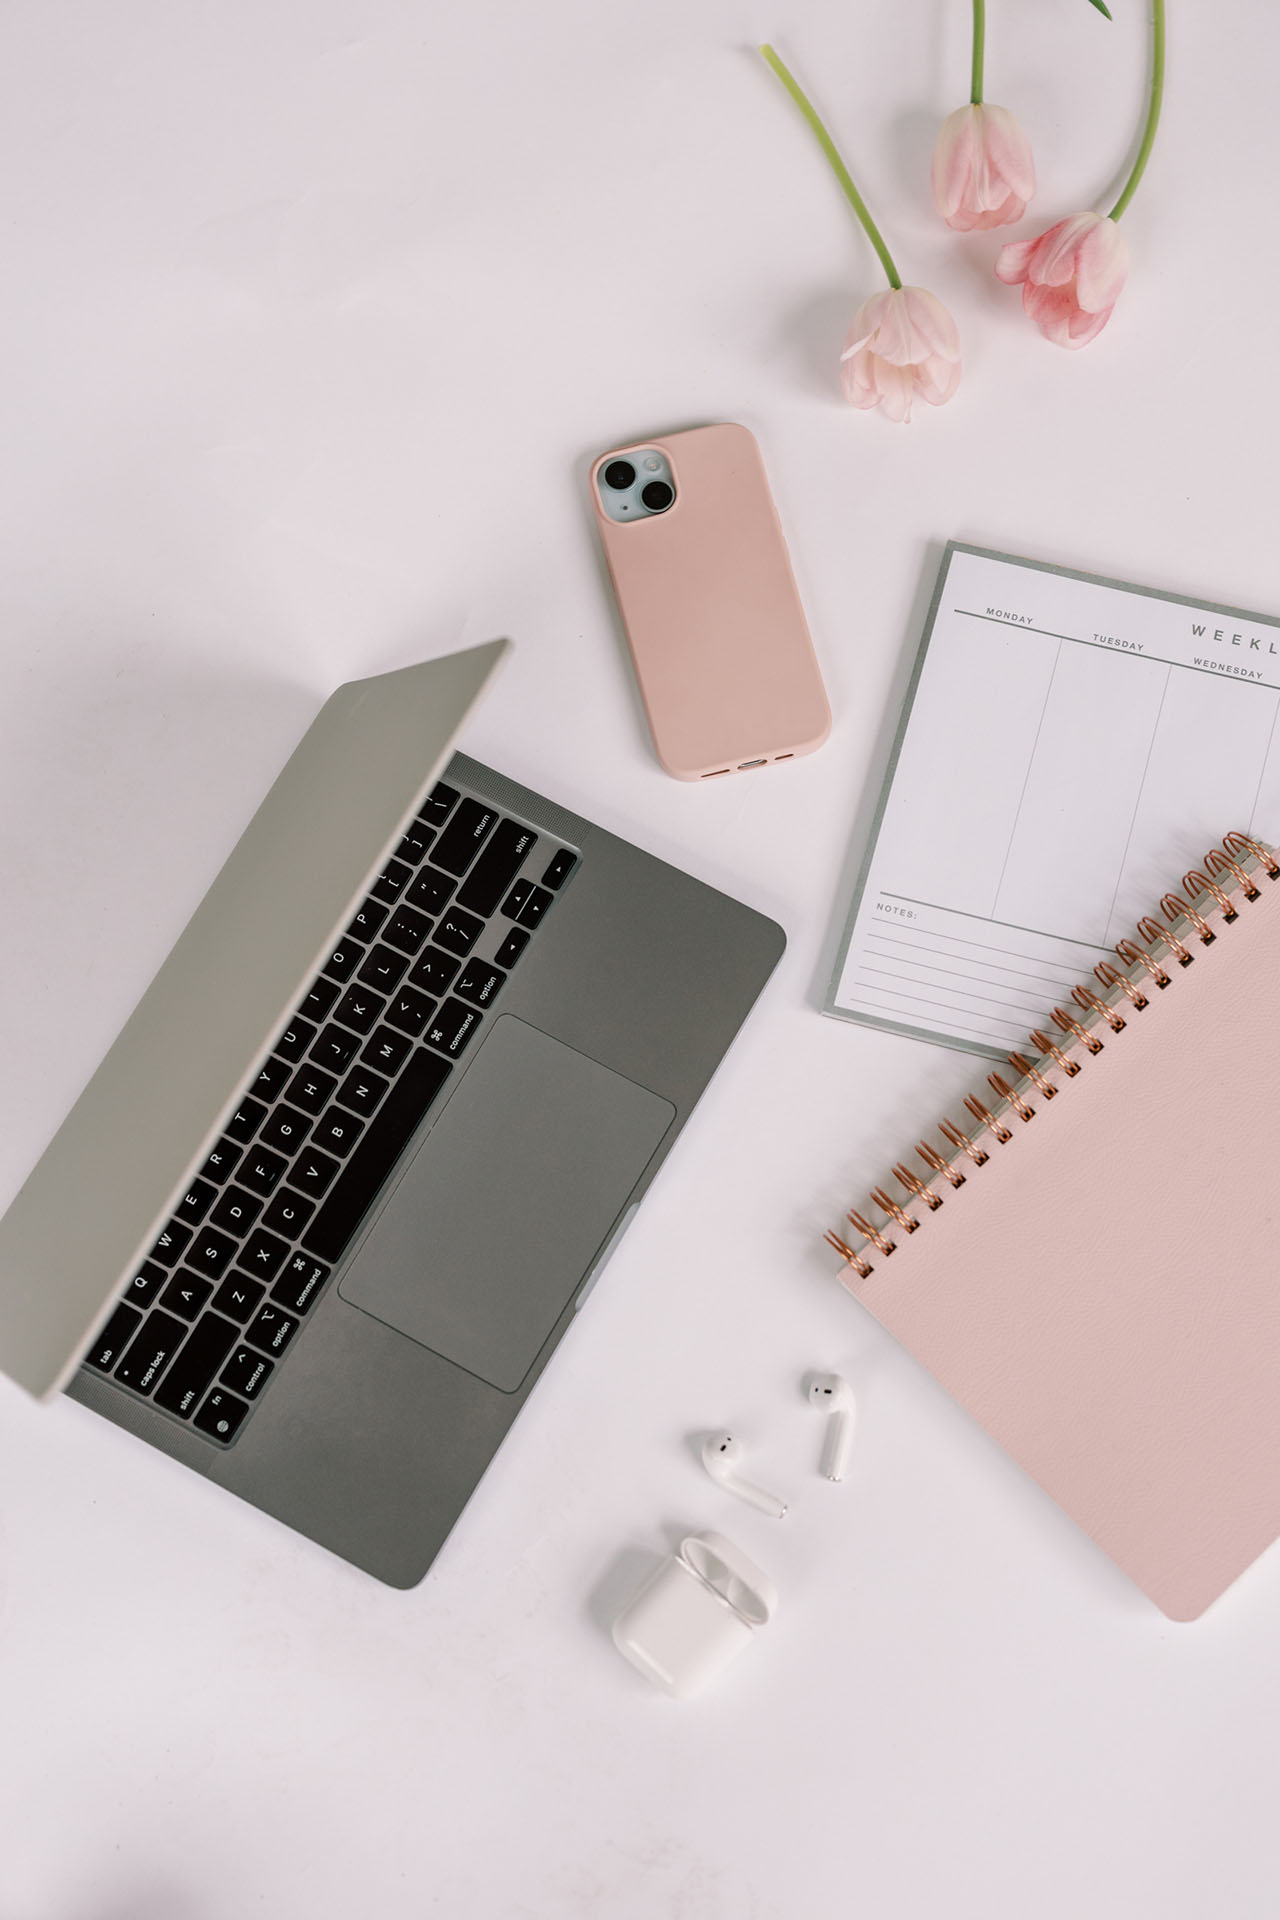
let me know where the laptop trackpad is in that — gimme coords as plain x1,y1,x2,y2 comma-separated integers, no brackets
337,1017,675,1392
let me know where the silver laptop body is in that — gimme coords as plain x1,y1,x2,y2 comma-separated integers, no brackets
0,643,783,1584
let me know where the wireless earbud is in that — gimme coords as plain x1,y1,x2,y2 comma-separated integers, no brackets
807,1373,855,1481
700,1433,788,1518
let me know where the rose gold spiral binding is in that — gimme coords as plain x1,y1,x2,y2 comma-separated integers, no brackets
1094,960,1147,1009
963,1093,1012,1144
1224,830,1279,877
848,1208,895,1257
893,1163,943,1210
1115,936,1170,988
1010,1050,1057,1099
1028,1028,1080,1076
1051,1005,1103,1054
988,1072,1034,1121
1184,867,1237,921
870,1187,918,1235
917,1140,965,1187
824,1230,872,1279
1163,891,1213,944
939,1118,988,1166
1138,914,1191,965
828,833,1279,1281
1205,847,1259,899
1073,983,1124,1032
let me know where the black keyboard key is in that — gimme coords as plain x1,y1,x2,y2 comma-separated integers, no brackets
425,998,481,1059
310,1023,360,1073
303,1049,452,1264
405,868,453,917
114,1309,188,1394
149,1222,191,1269
211,1184,262,1236
333,985,385,1035
336,1065,389,1118
263,1189,315,1238
225,1096,268,1144
251,1055,293,1103
430,797,497,877
273,1254,330,1314
286,1063,338,1117
174,1178,217,1228
493,927,530,970
259,1103,313,1156
301,977,340,1022
382,905,434,956
237,1144,288,1198
211,1274,265,1322
200,1138,243,1185
419,780,459,826
370,858,413,906
397,821,436,866
455,961,506,1009
386,986,436,1038
312,1108,364,1159
517,885,555,930
347,898,388,944
245,1303,299,1357
502,878,533,920
287,1146,341,1200
357,944,409,994
239,1229,290,1283
434,907,484,958
361,1025,412,1075
160,1271,215,1321
456,820,538,917
407,946,460,996
541,848,577,890
85,1301,143,1373
194,1387,249,1442
154,1313,239,1417
125,1261,166,1309
320,936,362,984
274,1015,316,1063
222,1346,274,1400
185,1227,238,1280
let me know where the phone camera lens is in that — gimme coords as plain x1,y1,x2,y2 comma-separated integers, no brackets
641,480,674,513
603,459,636,490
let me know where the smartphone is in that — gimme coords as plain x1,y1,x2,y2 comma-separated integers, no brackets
590,423,831,780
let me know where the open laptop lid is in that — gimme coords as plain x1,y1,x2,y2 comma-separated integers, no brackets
0,639,509,1401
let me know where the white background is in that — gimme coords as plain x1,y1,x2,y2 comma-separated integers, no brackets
2,3,1278,1916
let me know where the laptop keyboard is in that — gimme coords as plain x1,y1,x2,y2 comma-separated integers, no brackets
81,776,579,1444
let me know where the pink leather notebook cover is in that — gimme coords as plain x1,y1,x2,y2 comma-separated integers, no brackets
831,840,1280,1621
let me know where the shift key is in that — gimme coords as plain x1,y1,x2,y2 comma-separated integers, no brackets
154,1313,239,1418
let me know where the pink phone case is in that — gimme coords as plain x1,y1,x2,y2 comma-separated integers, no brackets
591,424,831,780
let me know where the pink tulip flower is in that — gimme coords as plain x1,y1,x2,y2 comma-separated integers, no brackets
995,211,1129,348
840,286,962,423
932,103,1035,231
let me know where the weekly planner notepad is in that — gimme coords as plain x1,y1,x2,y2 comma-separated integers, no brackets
827,545,1280,1056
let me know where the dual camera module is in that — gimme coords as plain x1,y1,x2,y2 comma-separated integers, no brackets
596,450,677,524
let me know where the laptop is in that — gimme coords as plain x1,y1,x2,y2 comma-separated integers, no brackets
0,640,784,1585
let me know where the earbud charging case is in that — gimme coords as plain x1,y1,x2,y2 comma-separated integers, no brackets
612,1531,777,1699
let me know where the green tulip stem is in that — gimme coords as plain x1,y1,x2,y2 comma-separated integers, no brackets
1109,0,1166,221
971,0,985,104
758,43,902,290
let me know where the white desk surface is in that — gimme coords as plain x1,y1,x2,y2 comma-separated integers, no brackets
3,4,1278,1915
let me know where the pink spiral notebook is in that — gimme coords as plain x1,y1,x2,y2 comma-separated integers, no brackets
827,833,1280,1621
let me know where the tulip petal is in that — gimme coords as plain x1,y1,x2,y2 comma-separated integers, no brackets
1074,217,1129,312
995,234,1038,284
1023,282,1112,349
901,285,961,363
931,106,980,220
914,353,963,406
981,104,1036,202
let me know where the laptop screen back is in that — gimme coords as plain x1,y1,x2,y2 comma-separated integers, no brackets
0,640,509,1400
